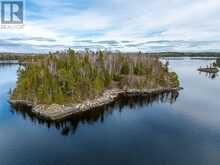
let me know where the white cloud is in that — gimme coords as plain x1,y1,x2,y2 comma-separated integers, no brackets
1,0,220,52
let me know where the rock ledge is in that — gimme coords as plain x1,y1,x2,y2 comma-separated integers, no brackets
10,87,183,121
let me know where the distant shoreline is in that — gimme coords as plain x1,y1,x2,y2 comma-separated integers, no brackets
1,52,220,60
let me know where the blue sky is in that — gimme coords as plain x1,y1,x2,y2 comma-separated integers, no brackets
0,0,220,53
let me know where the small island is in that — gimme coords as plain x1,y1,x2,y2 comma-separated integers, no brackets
10,50,182,121
198,62,219,73
198,67,219,73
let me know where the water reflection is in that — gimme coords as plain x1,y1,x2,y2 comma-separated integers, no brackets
2,59,220,165
11,91,179,136
198,71,218,79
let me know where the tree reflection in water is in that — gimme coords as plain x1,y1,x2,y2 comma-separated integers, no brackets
10,91,179,136
198,71,218,79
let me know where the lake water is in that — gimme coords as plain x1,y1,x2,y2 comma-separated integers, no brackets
0,59,220,165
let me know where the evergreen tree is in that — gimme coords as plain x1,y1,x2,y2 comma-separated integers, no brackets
11,50,180,104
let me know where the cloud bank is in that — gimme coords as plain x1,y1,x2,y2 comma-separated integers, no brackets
0,0,220,53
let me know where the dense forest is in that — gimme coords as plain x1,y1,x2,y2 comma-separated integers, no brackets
216,58,220,67
11,49,180,104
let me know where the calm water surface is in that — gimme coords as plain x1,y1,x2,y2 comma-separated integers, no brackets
0,59,220,165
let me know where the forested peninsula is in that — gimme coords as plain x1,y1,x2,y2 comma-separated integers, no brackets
10,50,181,120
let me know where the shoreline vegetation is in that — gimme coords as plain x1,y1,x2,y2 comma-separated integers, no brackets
7,50,181,120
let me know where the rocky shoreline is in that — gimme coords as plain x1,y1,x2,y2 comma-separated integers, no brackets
198,67,219,73
10,87,183,121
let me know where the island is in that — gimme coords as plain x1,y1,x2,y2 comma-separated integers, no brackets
9,50,182,121
198,67,219,73
198,62,219,74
